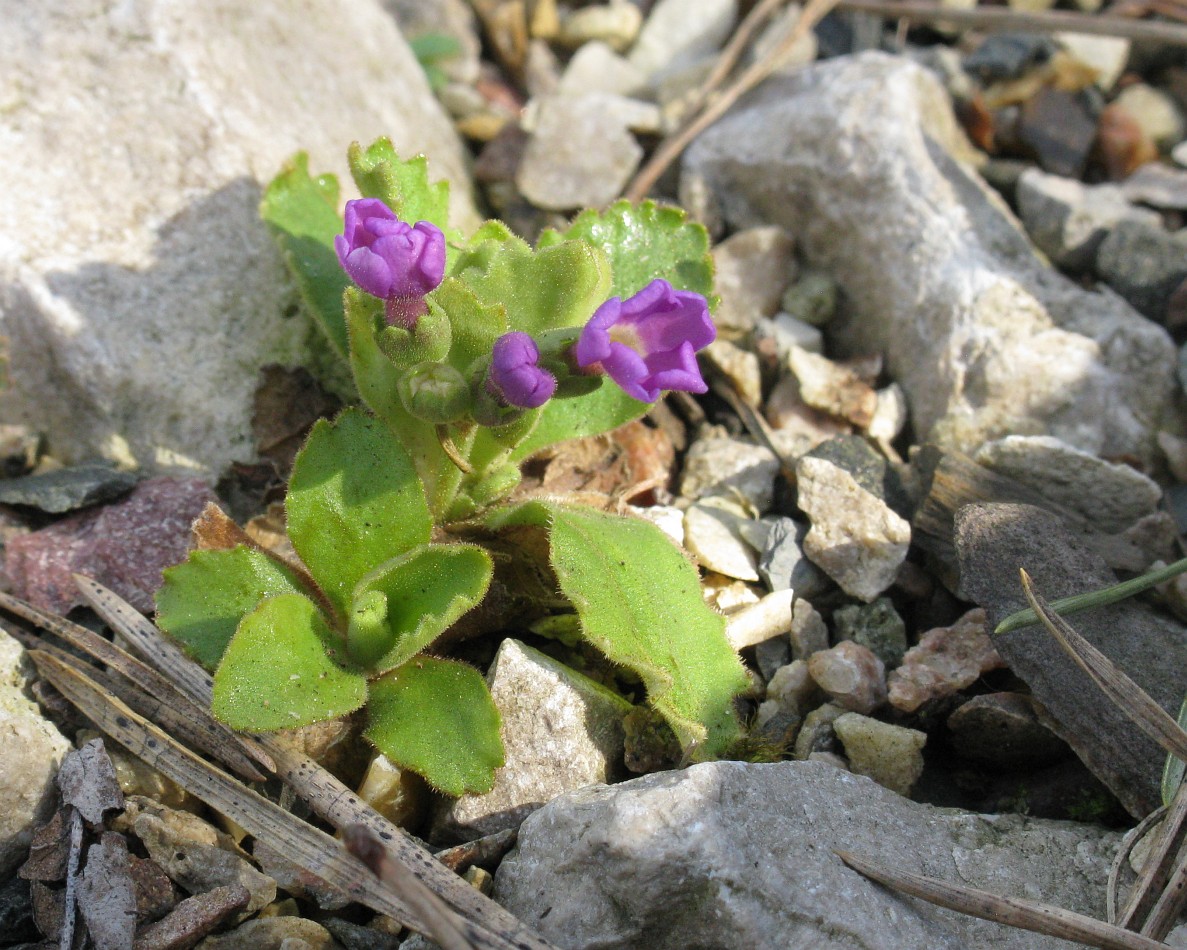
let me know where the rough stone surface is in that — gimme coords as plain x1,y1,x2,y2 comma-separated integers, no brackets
0,629,72,878
957,503,1187,816
711,226,797,337
833,597,908,668
833,711,927,796
433,639,631,842
0,465,139,514
787,346,878,428
5,477,217,615
629,0,736,82
757,517,831,599
765,660,821,717
494,760,1124,950
789,597,830,659
1016,168,1158,272
807,641,887,714
679,436,779,512
383,0,481,84
684,52,1177,464
974,434,1162,533
796,456,911,602
557,41,647,97
517,93,643,209
1096,217,1187,324
556,2,642,51
0,0,477,478
780,268,838,326
197,916,337,950
888,608,1005,714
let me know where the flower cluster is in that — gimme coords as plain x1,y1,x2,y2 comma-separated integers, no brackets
336,199,715,417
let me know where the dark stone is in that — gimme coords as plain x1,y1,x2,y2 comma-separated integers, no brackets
0,464,138,514
947,692,1070,769
758,517,830,597
1095,217,1187,324
0,875,39,945
754,635,791,683
322,916,404,950
803,435,911,515
833,597,908,669
963,34,1055,83
1016,87,1097,179
955,503,1187,817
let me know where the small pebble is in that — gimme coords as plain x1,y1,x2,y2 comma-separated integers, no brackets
711,226,797,338
806,641,887,714
786,346,877,428
679,435,779,512
556,0,642,51
833,712,926,797
947,692,1070,769
794,701,846,759
789,598,830,660
833,598,908,669
684,497,760,582
887,608,1004,714
780,269,837,326
766,659,821,718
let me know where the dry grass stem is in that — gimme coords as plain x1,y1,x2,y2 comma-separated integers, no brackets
837,0,1187,43
1118,784,1187,934
623,0,840,202
836,850,1171,949
1019,570,1187,765
1109,804,1167,924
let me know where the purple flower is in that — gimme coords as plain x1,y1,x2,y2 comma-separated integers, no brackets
334,198,446,301
574,279,715,403
487,332,556,409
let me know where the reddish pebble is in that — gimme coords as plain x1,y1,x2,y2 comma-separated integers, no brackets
888,608,1005,714
806,641,887,714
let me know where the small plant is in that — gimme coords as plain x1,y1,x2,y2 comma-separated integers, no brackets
154,139,750,796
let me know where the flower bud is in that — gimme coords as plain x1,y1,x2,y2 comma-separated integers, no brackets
397,362,471,424
574,279,715,403
487,332,557,409
334,198,446,328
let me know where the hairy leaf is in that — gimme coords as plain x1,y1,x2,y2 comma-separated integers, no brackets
213,593,367,731
347,138,455,244
287,408,431,619
366,658,504,796
260,153,352,361
488,502,747,758
156,547,307,670
354,543,493,672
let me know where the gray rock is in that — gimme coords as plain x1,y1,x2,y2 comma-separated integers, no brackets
684,52,1177,465
789,598,830,659
0,0,476,479
766,659,822,717
796,455,911,602
888,608,1004,714
0,629,72,878
1095,217,1187,324
0,464,138,514
794,701,846,758
629,0,736,84
557,41,648,98
433,639,632,841
1121,162,1187,211
963,33,1055,82
956,503,1187,816
833,712,926,796
197,916,338,949
683,497,760,582
761,313,824,356
834,597,908,669
807,641,887,713
974,434,1162,533
947,692,1071,769
1016,168,1158,273
757,517,822,595
516,93,644,210
711,226,797,337
494,760,1123,950
679,435,779,512
754,636,790,682
803,434,906,511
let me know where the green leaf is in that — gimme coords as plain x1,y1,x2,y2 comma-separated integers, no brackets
353,543,493,671
156,547,307,670
409,32,462,64
287,407,431,619
1163,694,1187,805
213,593,367,731
366,657,504,796
455,237,610,337
260,153,352,361
539,199,715,302
510,382,646,461
488,502,748,758
430,278,509,375
347,138,455,241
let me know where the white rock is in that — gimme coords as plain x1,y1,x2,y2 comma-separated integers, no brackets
711,225,797,337
1055,33,1129,91
517,93,644,209
867,383,909,443
726,589,795,650
1016,168,1157,273
557,41,648,98
433,639,632,841
0,630,72,877
495,760,1125,950
629,0,737,83
679,435,780,512
1114,83,1186,150
770,313,824,355
683,497,760,582
702,339,762,407
796,455,910,602
627,504,685,547
974,434,1162,533
684,52,1178,465
0,0,477,478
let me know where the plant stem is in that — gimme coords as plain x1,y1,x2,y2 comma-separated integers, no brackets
994,556,1187,634
431,423,478,519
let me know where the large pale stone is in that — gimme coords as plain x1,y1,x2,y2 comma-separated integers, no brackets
495,760,1125,949
0,630,72,878
683,52,1177,464
0,0,477,478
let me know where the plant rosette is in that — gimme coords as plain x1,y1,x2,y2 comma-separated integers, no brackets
155,139,749,796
